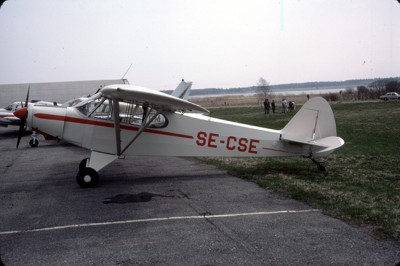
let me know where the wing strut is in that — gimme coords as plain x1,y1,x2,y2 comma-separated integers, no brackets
119,108,161,156
112,99,122,155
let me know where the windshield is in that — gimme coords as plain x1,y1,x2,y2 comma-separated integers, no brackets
74,93,100,109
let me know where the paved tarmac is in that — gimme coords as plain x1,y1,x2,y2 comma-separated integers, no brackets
0,127,399,265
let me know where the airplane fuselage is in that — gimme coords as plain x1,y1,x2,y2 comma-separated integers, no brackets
29,105,307,158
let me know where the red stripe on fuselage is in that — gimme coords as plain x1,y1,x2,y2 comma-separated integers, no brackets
66,116,114,128
34,113,193,139
34,113,65,121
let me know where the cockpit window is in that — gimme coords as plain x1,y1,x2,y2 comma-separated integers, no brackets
147,111,169,128
75,95,168,128
118,101,169,128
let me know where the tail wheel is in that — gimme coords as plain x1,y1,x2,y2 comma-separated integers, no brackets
317,164,326,172
29,139,39,147
76,167,99,188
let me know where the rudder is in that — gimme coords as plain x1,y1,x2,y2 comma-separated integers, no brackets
281,97,337,142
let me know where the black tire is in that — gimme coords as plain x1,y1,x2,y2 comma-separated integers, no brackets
79,158,90,170
76,167,99,188
29,139,39,147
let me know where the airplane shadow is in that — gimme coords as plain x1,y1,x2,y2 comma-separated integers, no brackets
103,192,175,204
100,172,228,187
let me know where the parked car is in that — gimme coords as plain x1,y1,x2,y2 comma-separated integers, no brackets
379,92,400,101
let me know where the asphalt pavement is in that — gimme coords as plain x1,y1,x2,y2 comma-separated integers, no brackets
0,127,399,265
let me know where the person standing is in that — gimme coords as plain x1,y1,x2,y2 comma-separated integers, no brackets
271,100,276,113
289,101,296,112
282,98,287,113
263,98,270,114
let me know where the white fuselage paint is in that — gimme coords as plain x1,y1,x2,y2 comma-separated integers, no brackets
30,106,310,158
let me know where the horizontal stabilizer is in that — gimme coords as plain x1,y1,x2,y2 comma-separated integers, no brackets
312,136,345,155
280,136,329,148
281,135,344,153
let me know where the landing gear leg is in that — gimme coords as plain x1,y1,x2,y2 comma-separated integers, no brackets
306,155,326,172
29,131,39,147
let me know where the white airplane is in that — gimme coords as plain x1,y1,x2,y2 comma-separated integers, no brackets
14,80,344,188
0,102,24,127
0,100,60,128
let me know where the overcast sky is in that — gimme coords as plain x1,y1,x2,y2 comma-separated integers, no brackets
0,0,399,90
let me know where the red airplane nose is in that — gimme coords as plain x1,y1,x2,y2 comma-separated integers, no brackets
14,107,28,119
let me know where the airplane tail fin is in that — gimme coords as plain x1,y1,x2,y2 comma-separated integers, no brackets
280,97,344,156
171,80,193,100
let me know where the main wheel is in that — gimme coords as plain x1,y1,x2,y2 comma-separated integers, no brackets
29,139,39,147
79,158,90,170
76,167,99,188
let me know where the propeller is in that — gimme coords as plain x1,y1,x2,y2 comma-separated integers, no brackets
15,86,30,148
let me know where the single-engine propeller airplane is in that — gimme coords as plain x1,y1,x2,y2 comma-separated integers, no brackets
14,80,344,188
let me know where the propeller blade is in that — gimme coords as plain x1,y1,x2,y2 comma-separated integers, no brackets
16,87,30,148
24,85,30,107
16,117,26,148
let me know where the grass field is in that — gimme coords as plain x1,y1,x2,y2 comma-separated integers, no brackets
201,100,400,242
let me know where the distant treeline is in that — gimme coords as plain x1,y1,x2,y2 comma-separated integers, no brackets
322,78,400,101
162,78,399,96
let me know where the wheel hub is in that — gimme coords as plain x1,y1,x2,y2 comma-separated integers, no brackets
84,175,92,183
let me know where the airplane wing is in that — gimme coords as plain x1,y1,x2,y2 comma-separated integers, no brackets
100,85,209,114
0,115,20,127
97,84,208,157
